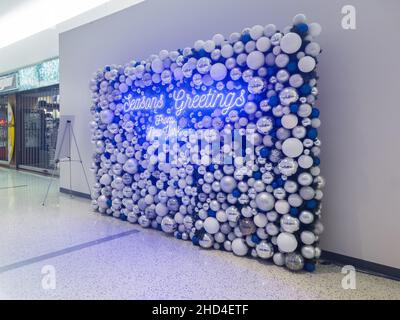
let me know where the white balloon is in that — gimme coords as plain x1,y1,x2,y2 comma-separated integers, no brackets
275,200,290,214
255,192,275,211
100,174,112,186
298,103,312,117
293,13,307,25
282,138,304,158
308,22,322,37
99,110,114,124
151,58,164,73
256,37,271,52
216,210,228,222
212,33,225,46
155,203,169,217
305,42,321,57
210,63,227,81
250,25,264,40
301,245,315,259
123,158,138,174
246,51,265,70
300,231,316,245
204,217,220,234
277,232,298,253
232,238,248,256
298,56,316,73
264,24,276,37
254,213,267,228
281,114,298,129
221,44,234,58
273,252,285,266
220,176,237,193
280,32,302,54
204,40,216,53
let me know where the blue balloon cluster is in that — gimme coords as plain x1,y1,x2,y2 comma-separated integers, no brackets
89,14,324,272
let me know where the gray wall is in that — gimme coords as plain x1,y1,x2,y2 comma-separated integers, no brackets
59,0,400,269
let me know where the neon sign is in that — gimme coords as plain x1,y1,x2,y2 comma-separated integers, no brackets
123,94,165,113
122,89,246,116
173,89,246,116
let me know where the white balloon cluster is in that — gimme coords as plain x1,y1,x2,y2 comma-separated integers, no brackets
89,14,324,272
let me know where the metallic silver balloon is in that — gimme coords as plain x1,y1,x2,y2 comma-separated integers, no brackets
255,240,274,259
301,245,316,259
161,216,177,233
280,214,300,233
279,87,299,106
299,210,314,224
285,253,304,271
278,157,298,176
199,233,214,248
239,218,257,236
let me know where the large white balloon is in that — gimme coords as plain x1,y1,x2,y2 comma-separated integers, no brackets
282,138,304,158
246,51,265,70
255,192,275,211
280,32,302,54
220,176,237,193
277,232,298,253
232,238,248,256
204,217,220,234
298,56,316,73
210,63,227,81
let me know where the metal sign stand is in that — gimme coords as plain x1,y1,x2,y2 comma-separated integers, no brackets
42,120,91,206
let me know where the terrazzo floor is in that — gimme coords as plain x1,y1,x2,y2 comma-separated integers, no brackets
0,167,399,300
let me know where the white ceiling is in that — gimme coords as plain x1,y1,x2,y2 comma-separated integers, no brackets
0,0,30,14
0,0,116,49
0,0,145,74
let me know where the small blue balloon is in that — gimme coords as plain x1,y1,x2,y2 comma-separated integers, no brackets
232,189,241,198
311,108,320,118
260,147,270,157
251,234,261,244
269,95,279,107
296,23,309,34
299,83,311,95
304,262,316,272
290,207,299,217
240,33,252,43
253,171,262,180
307,128,318,139
208,209,216,218
290,103,299,113
306,199,317,210
287,61,298,73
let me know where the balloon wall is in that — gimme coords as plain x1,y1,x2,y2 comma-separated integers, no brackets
89,14,324,272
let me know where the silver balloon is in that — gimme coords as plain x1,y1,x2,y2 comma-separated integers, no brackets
280,214,300,233
256,116,274,134
248,77,265,94
196,57,212,74
138,215,151,228
255,240,274,259
226,206,240,222
161,216,177,233
199,233,214,248
285,252,304,271
278,157,298,176
239,218,257,236
299,210,314,224
301,245,316,259
279,87,299,106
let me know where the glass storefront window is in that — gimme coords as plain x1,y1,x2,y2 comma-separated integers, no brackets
17,85,60,173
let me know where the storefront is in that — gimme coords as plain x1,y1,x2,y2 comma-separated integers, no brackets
0,58,59,174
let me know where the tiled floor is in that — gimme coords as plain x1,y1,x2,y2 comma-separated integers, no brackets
0,167,399,300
